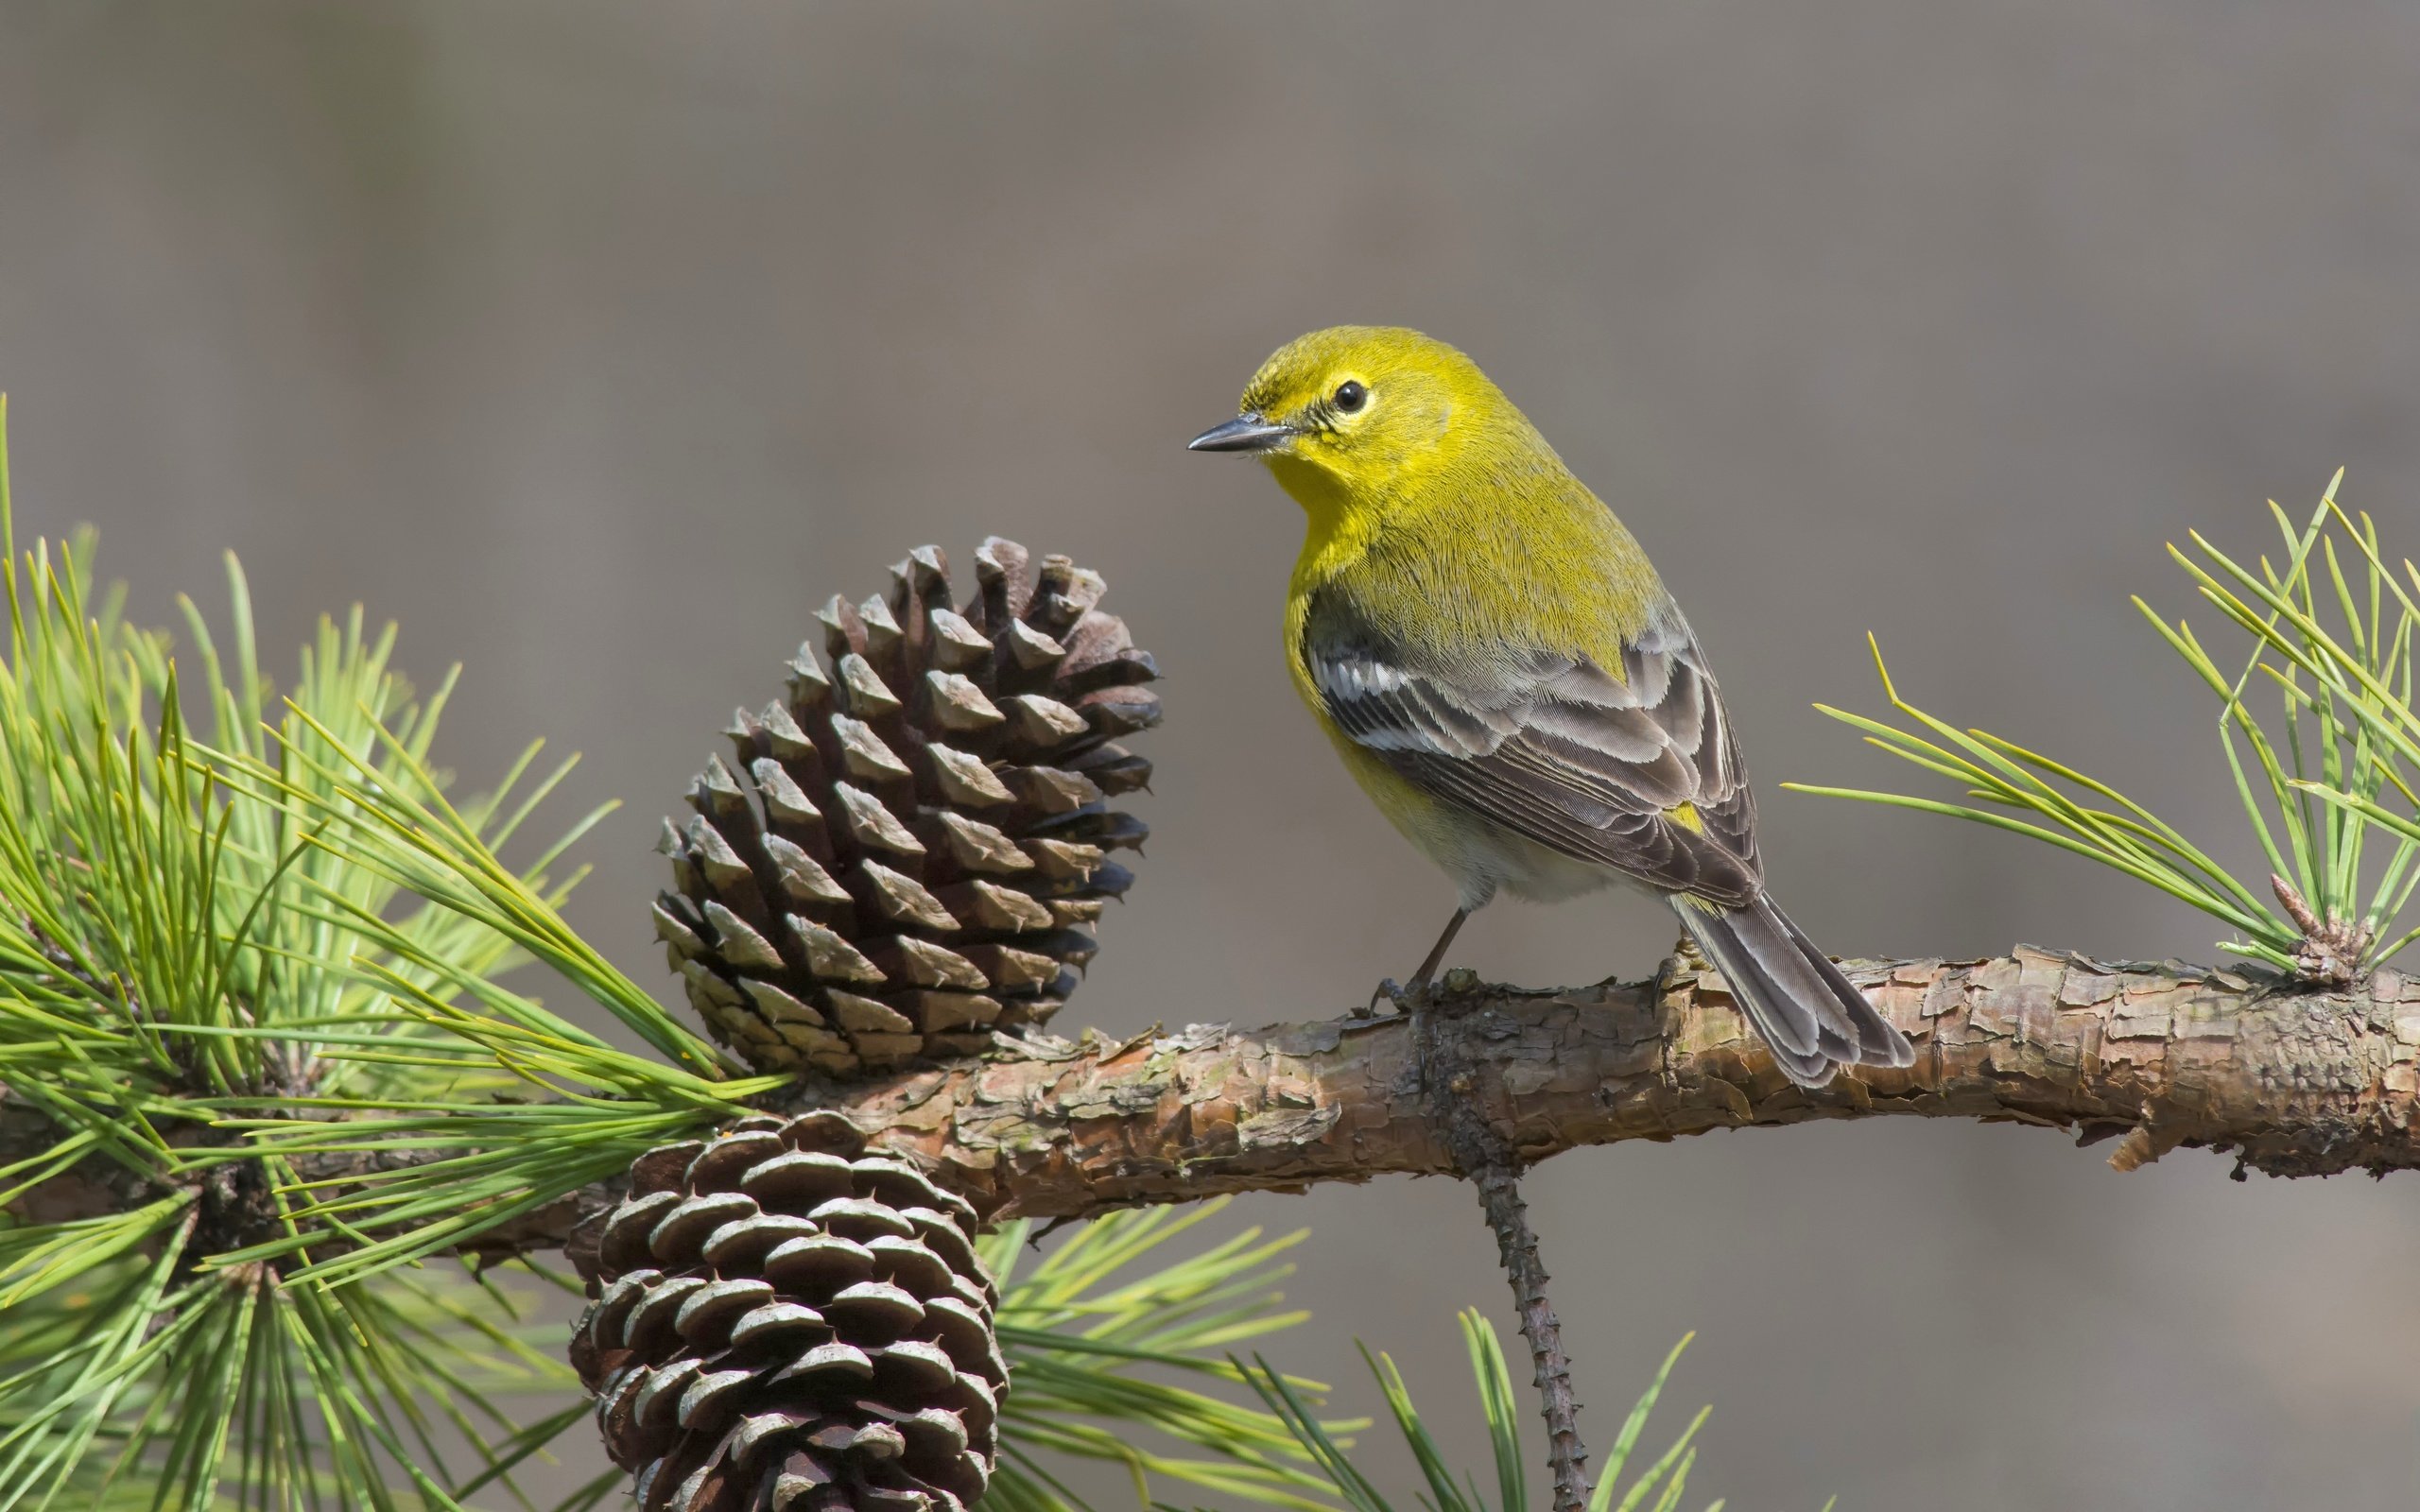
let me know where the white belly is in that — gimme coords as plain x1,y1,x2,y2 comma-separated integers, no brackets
1406,801,1622,911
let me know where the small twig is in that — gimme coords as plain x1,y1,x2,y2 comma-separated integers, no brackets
1415,986,1592,1512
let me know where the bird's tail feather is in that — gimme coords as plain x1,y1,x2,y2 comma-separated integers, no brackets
1671,895,1914,1088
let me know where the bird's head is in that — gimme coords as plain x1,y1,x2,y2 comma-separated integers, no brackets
1188,326,1516,518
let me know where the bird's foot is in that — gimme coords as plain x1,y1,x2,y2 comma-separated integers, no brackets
1365,966,1481,1017
1365,977,1415,1016
1661,933,1711,985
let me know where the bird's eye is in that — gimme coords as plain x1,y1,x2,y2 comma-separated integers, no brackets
1332,380,1368,414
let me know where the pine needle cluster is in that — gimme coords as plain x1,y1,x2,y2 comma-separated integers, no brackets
1789,476,2420,982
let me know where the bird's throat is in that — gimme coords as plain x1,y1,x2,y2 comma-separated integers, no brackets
1267,454,1390,593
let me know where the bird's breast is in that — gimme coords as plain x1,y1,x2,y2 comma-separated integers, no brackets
1292,490,1664,683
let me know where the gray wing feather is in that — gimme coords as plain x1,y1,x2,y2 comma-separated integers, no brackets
1305,594,1762,904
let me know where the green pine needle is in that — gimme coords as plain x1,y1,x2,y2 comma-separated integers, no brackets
1238,1314,1751,1512
1785,475,2420,981
983,1200,1340,1512
0,404,731,1505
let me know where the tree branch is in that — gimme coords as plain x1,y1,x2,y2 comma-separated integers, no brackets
846,947,2420,1218
12,948,2420,1246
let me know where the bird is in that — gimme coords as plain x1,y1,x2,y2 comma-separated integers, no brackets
1187,325,1912,1087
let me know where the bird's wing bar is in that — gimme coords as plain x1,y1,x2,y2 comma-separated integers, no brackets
1305,602,1762,904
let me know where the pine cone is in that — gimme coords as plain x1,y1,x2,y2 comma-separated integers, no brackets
656,540,1158,1075
571,1111,1003,1512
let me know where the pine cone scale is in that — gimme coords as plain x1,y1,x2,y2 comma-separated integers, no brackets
575,1113,1000,1512
664,540,1155,1074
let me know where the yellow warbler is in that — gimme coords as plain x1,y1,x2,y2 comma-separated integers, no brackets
1190,325,1910,1086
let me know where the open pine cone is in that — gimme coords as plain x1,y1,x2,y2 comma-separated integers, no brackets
572,1111,1003,1512
656,540,1158,1076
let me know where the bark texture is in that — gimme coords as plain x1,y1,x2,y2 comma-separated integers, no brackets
841,948,2420,1219
11,949,2420,1242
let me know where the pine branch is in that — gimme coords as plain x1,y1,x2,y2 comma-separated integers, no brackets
838,946,2420,1217
25,945,2411,1253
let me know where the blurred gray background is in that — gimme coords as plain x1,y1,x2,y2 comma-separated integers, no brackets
5,3,2418,1508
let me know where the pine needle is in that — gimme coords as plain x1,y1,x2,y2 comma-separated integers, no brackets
1786,476,2420,982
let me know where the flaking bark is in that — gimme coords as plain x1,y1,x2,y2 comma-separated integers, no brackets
11,948,2420,1241
841,947,2420,1218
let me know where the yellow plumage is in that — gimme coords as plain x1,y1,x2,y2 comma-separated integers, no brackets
1190,325,1914,1087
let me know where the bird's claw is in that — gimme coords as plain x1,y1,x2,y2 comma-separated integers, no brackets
1367,976,1416,1015
1366,964,1481,1017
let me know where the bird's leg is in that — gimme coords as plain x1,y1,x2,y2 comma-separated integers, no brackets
1409,906,1472,995
1370,906,1471,1014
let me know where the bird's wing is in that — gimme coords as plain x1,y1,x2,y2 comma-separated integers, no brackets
1304,594,1762,905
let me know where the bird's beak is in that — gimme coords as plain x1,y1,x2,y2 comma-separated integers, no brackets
1186,413,1295,454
